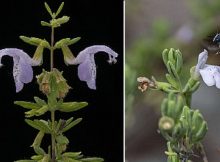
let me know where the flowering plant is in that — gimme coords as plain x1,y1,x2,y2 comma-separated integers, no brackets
138,48,210,162
0,2,118,162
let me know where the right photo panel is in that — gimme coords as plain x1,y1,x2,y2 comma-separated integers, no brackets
125,0,220,162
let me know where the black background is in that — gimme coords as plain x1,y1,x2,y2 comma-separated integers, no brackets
0,0,123,161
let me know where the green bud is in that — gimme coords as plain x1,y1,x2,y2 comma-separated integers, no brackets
159,116,175,131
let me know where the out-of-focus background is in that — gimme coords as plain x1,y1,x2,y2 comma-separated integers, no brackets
126,0,220,162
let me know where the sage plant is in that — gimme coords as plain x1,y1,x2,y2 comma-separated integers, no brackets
0,2,118,162
137,48,209,162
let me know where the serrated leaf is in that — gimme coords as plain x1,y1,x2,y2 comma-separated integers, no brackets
62,118,82,133
56,2,64,17
59,102,88,113
34,97,47,106
15,101,40,109
25,119,51,134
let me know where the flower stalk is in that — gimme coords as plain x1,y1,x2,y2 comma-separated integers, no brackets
138,48,208,162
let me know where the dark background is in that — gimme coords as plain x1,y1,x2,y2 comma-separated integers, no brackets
0,0,123,161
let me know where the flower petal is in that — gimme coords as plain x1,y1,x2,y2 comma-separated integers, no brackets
0,48,35,92
78,56,96,89
213,69,220,89
199,65,217,86
18,58,33,83
195,49,208,77
69,45,118,89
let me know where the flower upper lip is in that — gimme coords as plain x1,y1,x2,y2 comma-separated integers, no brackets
65,45,118,90
195,49,220,89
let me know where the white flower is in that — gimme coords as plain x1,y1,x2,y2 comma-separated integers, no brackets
195,49,220,89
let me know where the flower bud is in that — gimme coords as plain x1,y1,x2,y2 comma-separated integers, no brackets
159,116,174,131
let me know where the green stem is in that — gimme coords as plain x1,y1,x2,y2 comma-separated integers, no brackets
51,111,56,162
50,25,56,162
50,27,54,71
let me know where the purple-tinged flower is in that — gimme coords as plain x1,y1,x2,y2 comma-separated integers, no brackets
65,45,118,89
195,49,220,89
0,48,39,92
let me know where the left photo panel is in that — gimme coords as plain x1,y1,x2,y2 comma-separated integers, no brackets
0,0,123,161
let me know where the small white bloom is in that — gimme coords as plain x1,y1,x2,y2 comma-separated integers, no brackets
195,49,220,89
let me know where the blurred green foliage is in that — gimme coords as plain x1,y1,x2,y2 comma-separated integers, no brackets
125,0,220,127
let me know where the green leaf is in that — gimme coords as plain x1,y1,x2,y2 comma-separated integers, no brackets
35,105,49,116
175,50,183,74
68,37,81,46
59,102,88,112
165,74,178,89
50,16,70,28
41,21,51,27
62,118,82,133
56,2,64,17
56,134,69,145
81,157,104,162
25,119,51,134
14,101,40,109
62,152,82,158
162,49,168,65
31,155,43,160
34,97,47,106
44,2,53,17
55,37,81,49
19,36,50,48
167,61,179,79
15,160,37,162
